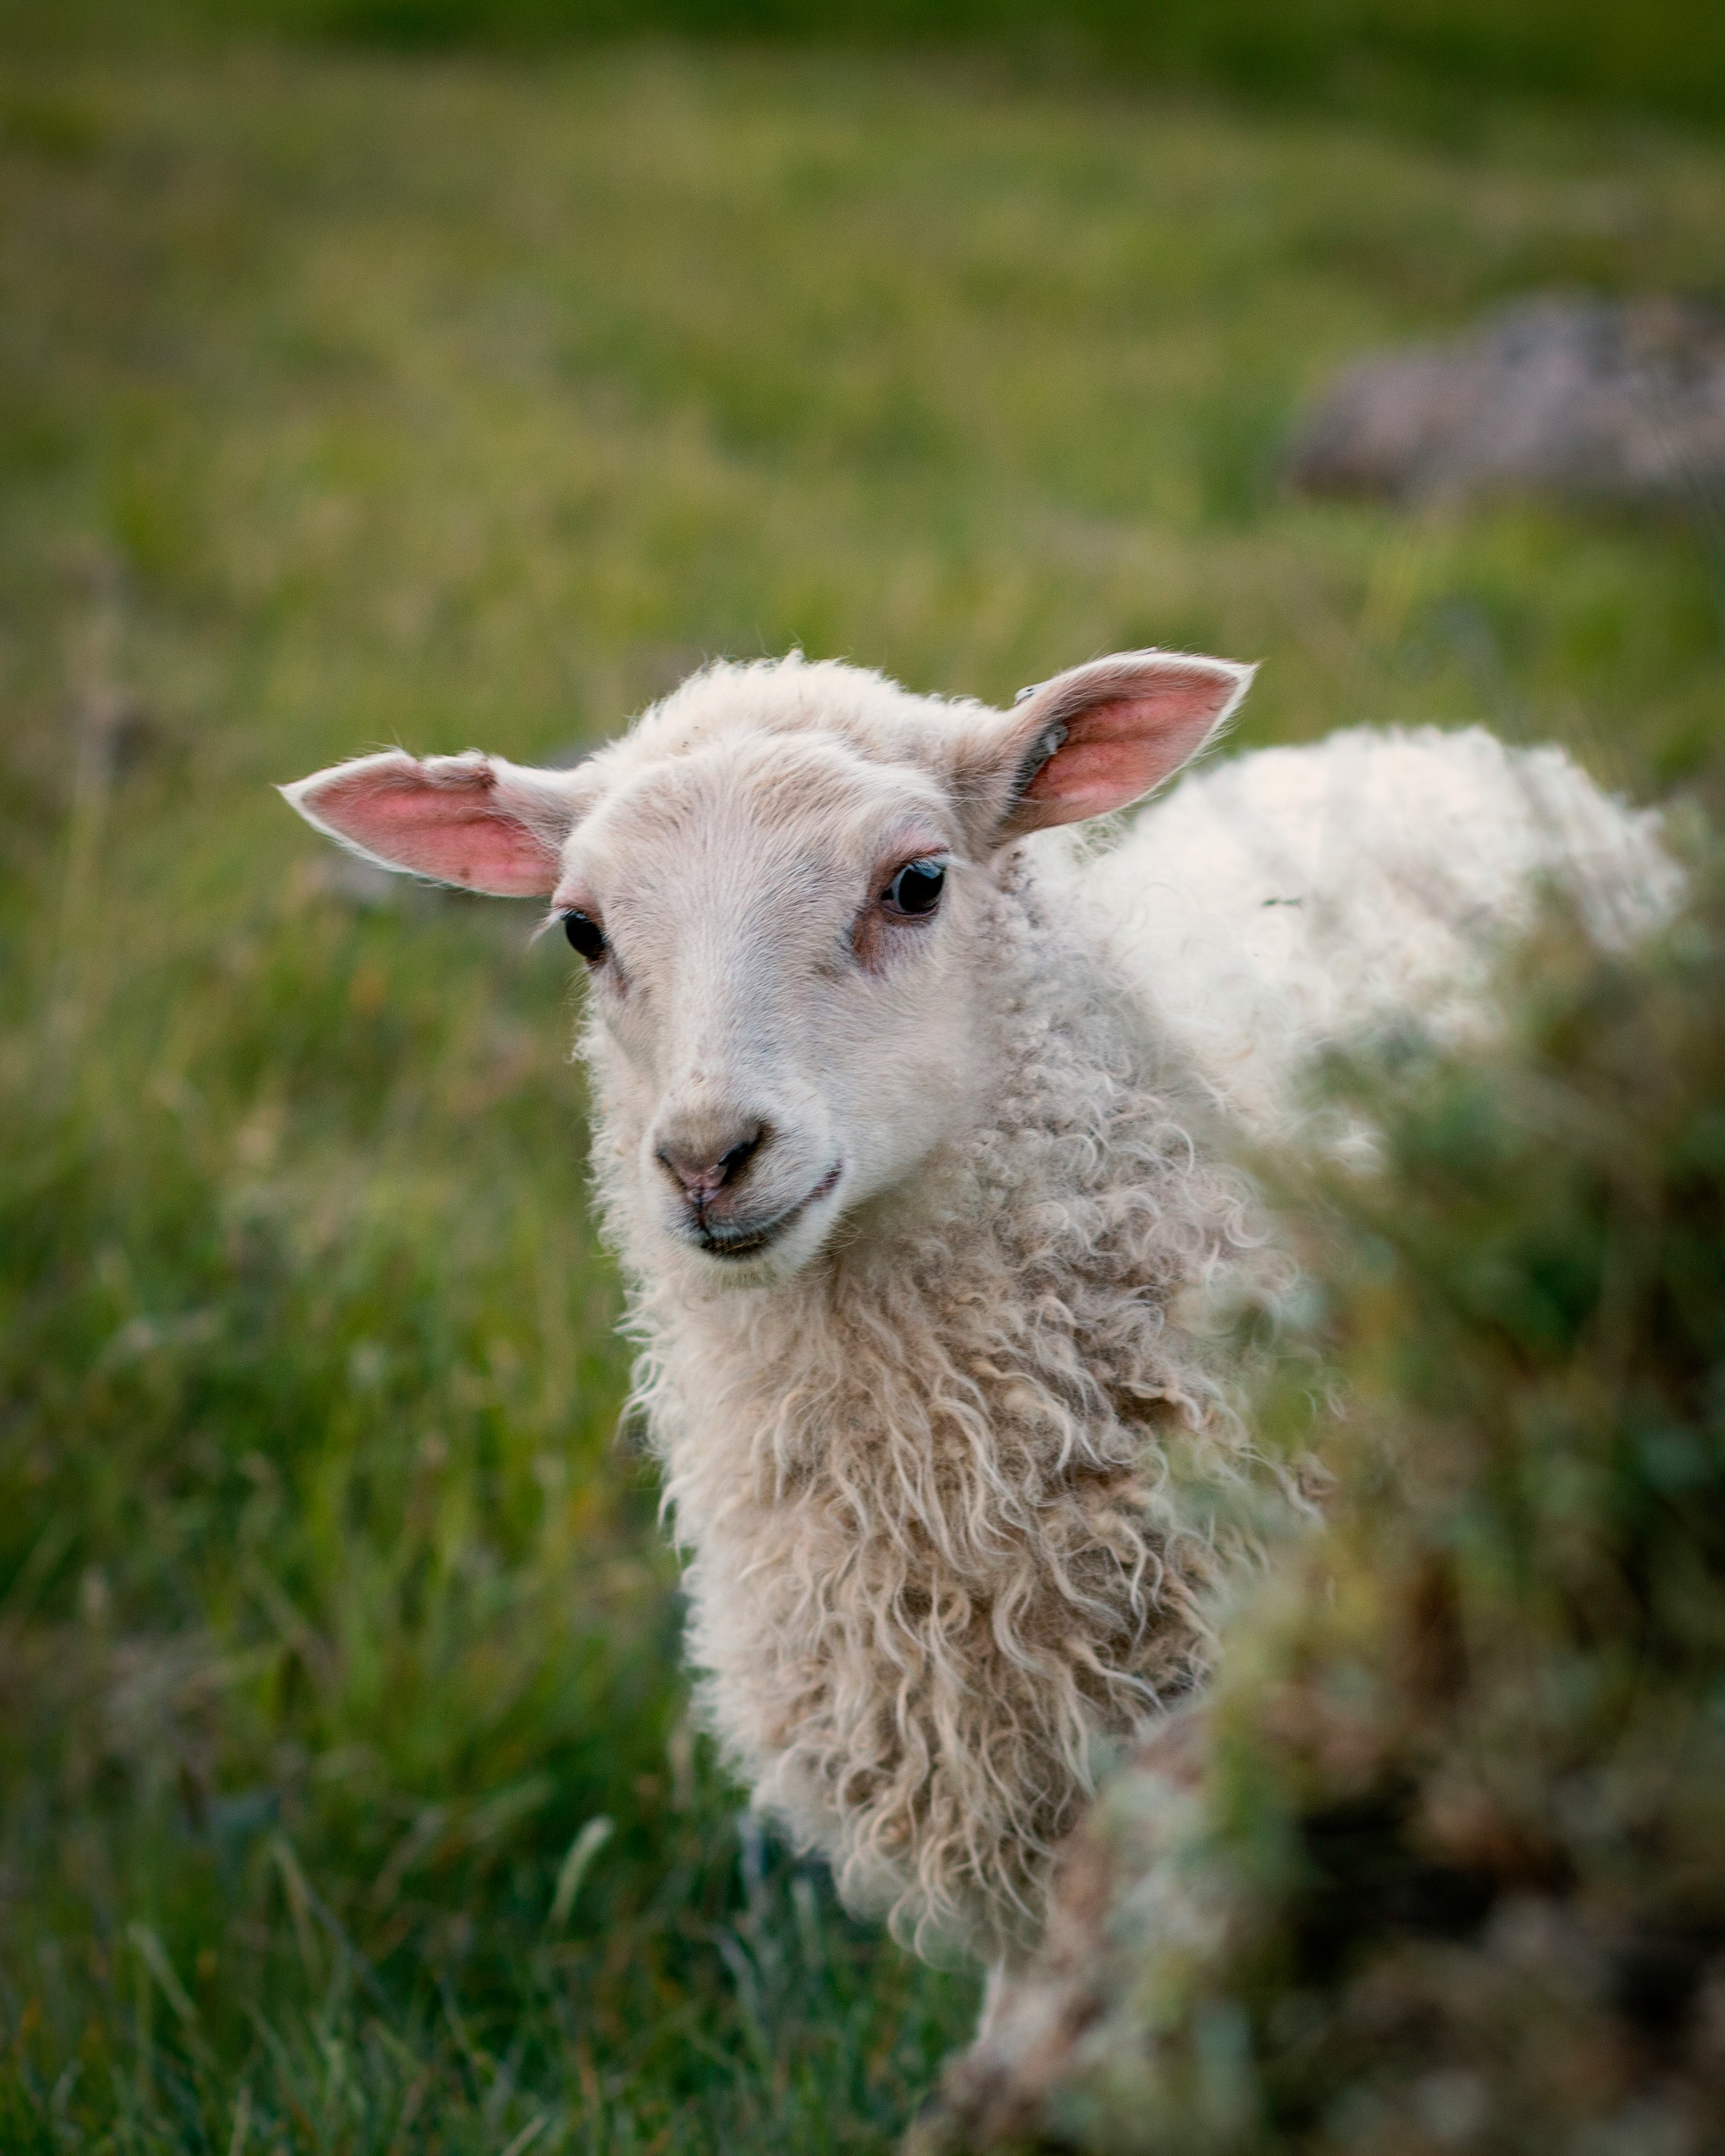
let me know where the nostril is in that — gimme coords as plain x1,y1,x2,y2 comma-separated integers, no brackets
716,1125,764,1186
655,1148,708,1202
657,1122,768,1205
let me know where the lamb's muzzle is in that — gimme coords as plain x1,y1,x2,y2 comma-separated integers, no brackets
279,647,1677,1965
682,1150,845,1261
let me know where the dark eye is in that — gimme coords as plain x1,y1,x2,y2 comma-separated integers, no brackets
563,910,607,962
884,859,946,916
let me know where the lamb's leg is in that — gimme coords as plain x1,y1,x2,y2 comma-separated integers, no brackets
975,1957,1014,2040
916,1712,1211,2151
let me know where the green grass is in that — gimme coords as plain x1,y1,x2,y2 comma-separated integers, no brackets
1,34,1723,2152
5,0,1725,133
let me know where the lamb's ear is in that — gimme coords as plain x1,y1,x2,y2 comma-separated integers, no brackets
965,650,1254,848
280,749,592,897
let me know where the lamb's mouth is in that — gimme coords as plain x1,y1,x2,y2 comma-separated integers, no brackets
697,1161,843,1259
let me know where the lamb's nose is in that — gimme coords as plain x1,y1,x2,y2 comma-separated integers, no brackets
656,1121,766,1209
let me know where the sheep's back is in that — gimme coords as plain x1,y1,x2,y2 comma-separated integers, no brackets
1074,725,1678,1137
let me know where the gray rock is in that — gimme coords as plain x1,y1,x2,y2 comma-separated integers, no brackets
1286,295,1725,508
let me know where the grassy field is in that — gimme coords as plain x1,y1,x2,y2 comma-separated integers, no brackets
7,0,1725,133
1,37,1723,2153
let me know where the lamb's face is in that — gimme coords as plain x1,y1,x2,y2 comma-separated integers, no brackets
557,729,991,1280
280,650,1254,1282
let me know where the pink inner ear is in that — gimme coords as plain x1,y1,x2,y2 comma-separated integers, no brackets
1020,665,1239,827
297,758,562,896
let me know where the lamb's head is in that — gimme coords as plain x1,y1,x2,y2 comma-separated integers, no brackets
282,649,1252,1280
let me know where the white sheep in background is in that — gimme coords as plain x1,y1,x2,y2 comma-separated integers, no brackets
283,651,1675,1972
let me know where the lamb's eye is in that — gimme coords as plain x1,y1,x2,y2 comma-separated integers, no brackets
563,910,607,962
884,859,946,916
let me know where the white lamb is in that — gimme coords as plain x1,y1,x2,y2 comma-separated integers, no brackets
282,650,1675,1969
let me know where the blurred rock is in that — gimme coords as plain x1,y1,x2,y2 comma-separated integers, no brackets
1287,295,1725,508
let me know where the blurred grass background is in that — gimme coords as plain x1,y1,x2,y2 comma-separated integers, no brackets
5,0,1724,132
1,2,1723,2148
